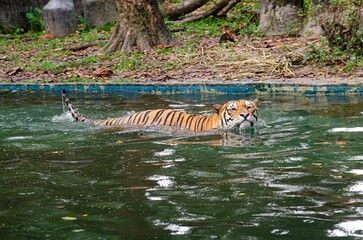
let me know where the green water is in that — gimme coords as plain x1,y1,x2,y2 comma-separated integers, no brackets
0,90,362,239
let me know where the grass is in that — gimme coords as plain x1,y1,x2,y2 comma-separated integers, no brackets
79,56,99,65
0,0,361,83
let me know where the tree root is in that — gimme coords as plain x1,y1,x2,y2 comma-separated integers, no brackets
173,0,230,25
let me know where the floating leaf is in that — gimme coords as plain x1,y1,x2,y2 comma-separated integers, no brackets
61,216,77,221
312,163,322,166
82,214,88,217
336,141,347,145
72,229,85,233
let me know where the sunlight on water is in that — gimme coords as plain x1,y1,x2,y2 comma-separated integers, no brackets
328,220,363,237
0,91,362,239
147,175,175,188
153,149,176,157
348,169,363,175
164,224,192,235
329,127,363,132
349,181,363,193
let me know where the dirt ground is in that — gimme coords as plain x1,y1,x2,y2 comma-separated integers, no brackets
0,34,362,85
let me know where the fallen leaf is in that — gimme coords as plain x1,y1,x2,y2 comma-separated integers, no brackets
265,41,284,48
39,33,55,40
94,68,113,77
7,67,22,76
336,141,347,145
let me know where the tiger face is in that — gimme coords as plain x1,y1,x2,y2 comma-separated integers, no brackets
214,99,258,130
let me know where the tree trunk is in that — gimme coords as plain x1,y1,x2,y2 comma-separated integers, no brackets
103,0,173,53
161,0,209,20
258,0,304,36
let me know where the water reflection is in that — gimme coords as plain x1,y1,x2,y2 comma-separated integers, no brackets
147,175,175,189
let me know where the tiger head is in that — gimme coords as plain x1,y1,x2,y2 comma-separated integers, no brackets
214,99,258,130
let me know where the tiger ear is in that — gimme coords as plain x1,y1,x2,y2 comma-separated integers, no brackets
252,98,258,105
213,104,221,114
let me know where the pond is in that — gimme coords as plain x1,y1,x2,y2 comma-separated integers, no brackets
0,90,362,239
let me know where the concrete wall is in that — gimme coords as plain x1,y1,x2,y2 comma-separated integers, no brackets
0,0,83,29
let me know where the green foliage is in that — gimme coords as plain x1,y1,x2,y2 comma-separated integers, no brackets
305,0,362,72
77,15,90,32
80,56,99,65
0,20,24,35
329,0,353,5
25,8,44,32
116,53,149,71
1,10,44,35
96,22,115,32
305,40,330,63
306,38,362,72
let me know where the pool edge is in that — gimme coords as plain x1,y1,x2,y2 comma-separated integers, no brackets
0,82,362,95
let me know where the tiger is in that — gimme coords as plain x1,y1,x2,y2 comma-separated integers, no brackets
61,89,258,132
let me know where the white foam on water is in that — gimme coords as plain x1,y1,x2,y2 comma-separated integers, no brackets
51,112,74,122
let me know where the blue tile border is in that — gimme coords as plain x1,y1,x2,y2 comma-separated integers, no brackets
0,83,362,95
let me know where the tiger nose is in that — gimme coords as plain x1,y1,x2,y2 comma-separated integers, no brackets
240,112,249,118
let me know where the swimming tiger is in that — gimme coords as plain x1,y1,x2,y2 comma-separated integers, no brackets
61,89,258,132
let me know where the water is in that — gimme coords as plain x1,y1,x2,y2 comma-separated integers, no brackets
0,90,362,239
